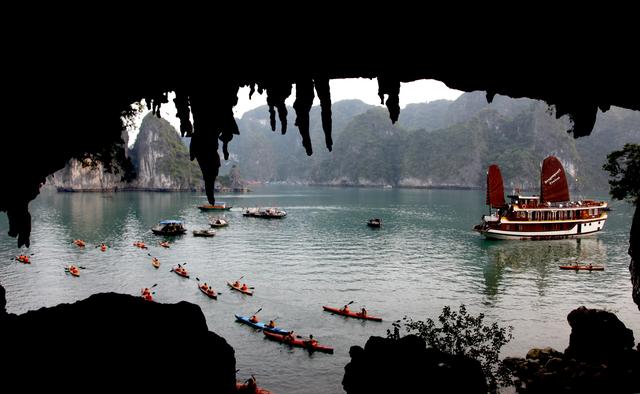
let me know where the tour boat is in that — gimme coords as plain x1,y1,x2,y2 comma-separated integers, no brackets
473,156,608,240
150,220,187,235
197,202,232,211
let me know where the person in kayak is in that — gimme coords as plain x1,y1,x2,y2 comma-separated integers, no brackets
152,257,159,265
241,284,248,291
360,307,367,317
283,331,295,341
303,334,317,347
101,244,106,250
234,280,240,288
202,283,209,291
267,320,276,329
143,288,150,296
250,315,258,323
341,305,350,313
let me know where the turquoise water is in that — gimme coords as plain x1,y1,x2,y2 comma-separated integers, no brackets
1,185,638,393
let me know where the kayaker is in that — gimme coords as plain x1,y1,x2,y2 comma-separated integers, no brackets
140,242,146,248
202,283,209,291
267,320,276,329
207,288,215,295
234,281,240,287
100,243,106,250
303,334,317,347
19,254,24,261
152,257,159,265
241,284,248,291
341,305,350,313
23,256,29,262
360,307,367,317
250,315,258,323
284,331,295,341
143,288,150,295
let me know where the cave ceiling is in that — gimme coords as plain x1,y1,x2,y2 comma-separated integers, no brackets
3,23,639,248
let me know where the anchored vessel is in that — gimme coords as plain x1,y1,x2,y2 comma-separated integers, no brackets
473,156,608,240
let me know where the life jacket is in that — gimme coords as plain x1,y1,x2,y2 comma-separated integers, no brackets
344,307,350,313
242,286,247,291
251,316,258,323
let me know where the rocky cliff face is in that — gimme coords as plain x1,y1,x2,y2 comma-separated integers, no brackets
49,159,129,191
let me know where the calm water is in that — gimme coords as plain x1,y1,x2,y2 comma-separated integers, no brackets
1,185,638,393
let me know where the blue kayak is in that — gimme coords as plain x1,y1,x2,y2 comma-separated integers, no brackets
234,314,289,335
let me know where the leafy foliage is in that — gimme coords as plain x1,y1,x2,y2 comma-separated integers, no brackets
603,142,640,206
387,304,514,394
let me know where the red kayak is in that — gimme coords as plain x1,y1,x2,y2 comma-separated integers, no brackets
263,331,333,353
559,265,604,271
322,306,382,321
141,288,153,301
235,381,275,393
15,255,31,263
171,266,189,278
159,241,170,248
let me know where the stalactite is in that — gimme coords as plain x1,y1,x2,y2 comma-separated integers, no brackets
314,78,333,152
377,77,400,123
173,90,193,137
266,82,292,135
293,79,315,156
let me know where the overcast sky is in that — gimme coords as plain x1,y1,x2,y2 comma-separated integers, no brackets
129,78,463,146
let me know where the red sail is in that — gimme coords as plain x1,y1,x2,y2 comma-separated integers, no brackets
486,165,505,206
540,156,570,203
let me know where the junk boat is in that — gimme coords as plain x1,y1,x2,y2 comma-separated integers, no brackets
473,156,608,240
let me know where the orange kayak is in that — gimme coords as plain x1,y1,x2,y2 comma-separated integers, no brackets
67,266,80,277
559,265,604,271
15,255,31,263
263,331,334,353
134,243,148,249
322,306,382,321
227,281,253,295
152,258,160,268
74,240,85,246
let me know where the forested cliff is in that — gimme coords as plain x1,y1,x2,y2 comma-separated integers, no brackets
51,92,640,192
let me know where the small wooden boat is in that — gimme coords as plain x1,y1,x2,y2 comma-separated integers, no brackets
150,220,187,236
209,218,230,228
197,202,232,211
171,266,189,278
227,280,253,295
263,331,334,353
559,265,604,271
198,282,217,299
193,229,216,237
366,218,382,227
322,306,382,321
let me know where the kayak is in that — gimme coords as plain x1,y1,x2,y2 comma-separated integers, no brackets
322,306,382,321
263,331,334,353
198,283,218,299
67,266,80,277
74,240,85,246
171,266,189,278
235,381,275,394
152,258,160,268
100,245,106,251
559,265,604,271
141,288,153,301
235,314,289,335
134,243,148,249
159,241,170,248
15,255,31,263
227,281,253,295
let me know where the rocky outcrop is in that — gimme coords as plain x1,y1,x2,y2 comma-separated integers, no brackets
48,159,129,191
0,291,237,393
503,306,639,393
342,335,487,393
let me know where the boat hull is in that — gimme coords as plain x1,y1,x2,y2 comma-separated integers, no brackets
474,217,606,240
197,205,232,211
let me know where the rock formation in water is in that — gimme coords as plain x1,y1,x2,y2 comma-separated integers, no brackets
0,292,237,393
503,306,639,393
